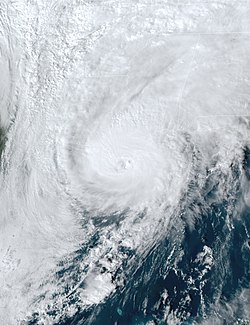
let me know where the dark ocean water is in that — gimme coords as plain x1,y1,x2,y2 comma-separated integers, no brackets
26,148,250,325
2,1,250,324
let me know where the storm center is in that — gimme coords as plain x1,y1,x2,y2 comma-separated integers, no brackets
115,157,134,172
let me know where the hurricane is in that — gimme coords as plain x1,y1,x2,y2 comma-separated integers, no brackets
0,1,250,324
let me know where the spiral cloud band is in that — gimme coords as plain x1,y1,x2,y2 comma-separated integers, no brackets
0,0,250,323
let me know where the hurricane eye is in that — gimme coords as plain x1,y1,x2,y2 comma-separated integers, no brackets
116,158,133,172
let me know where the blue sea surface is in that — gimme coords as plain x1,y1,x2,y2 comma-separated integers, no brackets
27,148,250,325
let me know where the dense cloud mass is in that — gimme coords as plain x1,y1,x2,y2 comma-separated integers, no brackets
0,1,249,324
